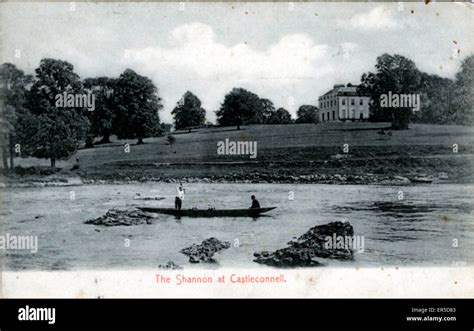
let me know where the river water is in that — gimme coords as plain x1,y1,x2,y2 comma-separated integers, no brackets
1,183,473,270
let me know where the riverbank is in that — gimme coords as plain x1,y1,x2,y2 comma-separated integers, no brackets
1,154,472,188
0,157,470,188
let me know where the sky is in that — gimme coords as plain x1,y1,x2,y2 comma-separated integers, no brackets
1,2,473,123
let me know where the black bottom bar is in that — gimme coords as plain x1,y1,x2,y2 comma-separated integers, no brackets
0,299,473,329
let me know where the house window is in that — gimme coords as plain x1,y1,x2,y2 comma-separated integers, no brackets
360,113,363,120
360,99,363,105
342,99,346,106
351,99,355,106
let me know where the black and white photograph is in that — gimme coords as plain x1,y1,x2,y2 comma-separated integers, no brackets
0,1,473,301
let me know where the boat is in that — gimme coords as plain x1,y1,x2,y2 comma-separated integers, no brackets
136,206,276,218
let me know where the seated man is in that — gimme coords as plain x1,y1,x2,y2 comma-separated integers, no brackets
250,195,260,209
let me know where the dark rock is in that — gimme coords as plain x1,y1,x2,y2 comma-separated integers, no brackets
85,209,155,226
254,221,354,267
158,261,183,270
180,237,231,263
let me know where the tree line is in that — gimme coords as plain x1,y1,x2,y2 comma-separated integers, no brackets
215,88,318,129
0,59,163,168
359,53,474,129
173,88,319,132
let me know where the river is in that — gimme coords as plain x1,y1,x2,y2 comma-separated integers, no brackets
1,183,473,270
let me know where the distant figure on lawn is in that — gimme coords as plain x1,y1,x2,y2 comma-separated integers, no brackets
175,183,185,210
250,195,261,209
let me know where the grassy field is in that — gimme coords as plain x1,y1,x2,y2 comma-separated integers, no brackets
7,122,474,184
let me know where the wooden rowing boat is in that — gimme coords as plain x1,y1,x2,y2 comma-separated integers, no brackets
136,206,276,217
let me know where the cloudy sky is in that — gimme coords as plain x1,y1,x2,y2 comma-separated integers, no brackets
1,2,473,123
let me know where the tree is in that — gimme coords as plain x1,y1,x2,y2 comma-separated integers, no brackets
18,58,89,167
260,98,276,124
452,55,474,125
171,91,206,132
0,63,33,169
296,105,319,124
216,88,261,129
267,108,293,124
413,73,454,124
17,110,89,167
359,54,423,129
113,69,162,144
83,77,117,144
160,123,172,134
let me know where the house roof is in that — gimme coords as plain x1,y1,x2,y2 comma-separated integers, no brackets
320,84,369,98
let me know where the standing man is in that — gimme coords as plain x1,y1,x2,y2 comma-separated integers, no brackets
250,195,261,209
175,182,185,210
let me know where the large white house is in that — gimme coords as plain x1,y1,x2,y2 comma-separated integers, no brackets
318,84,370,122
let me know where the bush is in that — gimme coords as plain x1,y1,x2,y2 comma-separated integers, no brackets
166,135,176,146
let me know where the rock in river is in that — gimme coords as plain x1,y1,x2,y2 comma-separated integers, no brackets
254,221,354,267
180,237,231,263
85,209,155,226
158,261,183,270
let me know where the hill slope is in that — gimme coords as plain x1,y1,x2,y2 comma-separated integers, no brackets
9,123,474,184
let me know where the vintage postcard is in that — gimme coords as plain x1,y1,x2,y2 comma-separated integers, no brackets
0,1,473,298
